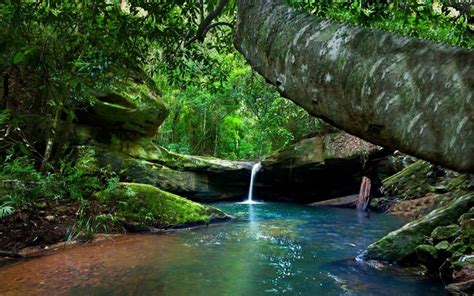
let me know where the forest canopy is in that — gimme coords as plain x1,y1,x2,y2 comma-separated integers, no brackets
0,0,472,162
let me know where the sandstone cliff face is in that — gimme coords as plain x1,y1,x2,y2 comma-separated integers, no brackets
258,132,394,203
72,72,254,201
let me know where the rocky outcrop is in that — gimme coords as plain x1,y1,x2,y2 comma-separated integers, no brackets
366,193,474,262
364,157,474,293
258,132,394,203
70,70,254,201
367,191,474,294
371,160,473,216
77,144,253,201
76,72,168,136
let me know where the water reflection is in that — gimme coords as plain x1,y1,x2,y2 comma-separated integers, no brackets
0,203,447,296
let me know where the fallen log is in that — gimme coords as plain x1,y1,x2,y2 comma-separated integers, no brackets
309,194,358,208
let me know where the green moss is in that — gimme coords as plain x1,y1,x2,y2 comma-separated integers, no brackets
459,218,474,247
447,242,467,255
382,160,435,200
82,72,169,137
416,244,438,263
458,207,474,224
435,240,449,251
367,193,474,262
95,182,228,228
446,175,473,192
431,224,460,242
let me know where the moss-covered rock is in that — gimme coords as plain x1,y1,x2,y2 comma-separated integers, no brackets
435,240,450,251
447,242,468,256
460,219,474,247
431,224,460,242
77,73,168,136
415,244,438,267
366,193,474,262
381,160,437,200
94,182,230,229
74,145,253,201
458,207,474,224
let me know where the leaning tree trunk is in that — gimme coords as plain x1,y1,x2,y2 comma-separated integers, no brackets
234,0,473,173
356,176,371,212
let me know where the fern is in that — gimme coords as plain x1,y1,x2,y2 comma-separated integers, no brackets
0,204,14,219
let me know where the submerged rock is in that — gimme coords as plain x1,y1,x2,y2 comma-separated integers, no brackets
94,182,230,230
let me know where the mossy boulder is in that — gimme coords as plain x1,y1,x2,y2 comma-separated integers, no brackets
94,182,230,229
458,207,474,224
415,244,438,267
460,219,474,246
381,160,437,200
431,224,460,242
366,193,474,262
447,242,469,256
77,74,168,136
435,240,450,251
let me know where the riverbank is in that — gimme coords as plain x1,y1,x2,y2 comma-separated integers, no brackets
0,203,446,295
0,183,231,256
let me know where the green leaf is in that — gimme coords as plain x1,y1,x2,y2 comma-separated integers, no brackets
13,51,26,64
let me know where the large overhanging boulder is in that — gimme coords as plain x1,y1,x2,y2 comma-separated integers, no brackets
77,73,168,136
234,0,473,173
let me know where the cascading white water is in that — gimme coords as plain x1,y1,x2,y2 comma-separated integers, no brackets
241,162,262,204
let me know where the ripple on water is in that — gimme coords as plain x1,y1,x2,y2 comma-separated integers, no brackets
0,202,447,296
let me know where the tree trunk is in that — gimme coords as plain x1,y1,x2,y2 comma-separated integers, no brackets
40,105,62,172
234,0,473,173
356,176,371,211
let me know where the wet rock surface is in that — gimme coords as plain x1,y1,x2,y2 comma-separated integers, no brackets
258,132,393,203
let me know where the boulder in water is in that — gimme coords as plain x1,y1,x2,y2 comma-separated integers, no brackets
366,193,474,262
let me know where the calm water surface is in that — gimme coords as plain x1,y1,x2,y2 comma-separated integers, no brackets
0,202,446,295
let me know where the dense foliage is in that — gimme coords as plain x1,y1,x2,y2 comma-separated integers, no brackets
289,0,473,48
156,52,321,159
0,0,472,223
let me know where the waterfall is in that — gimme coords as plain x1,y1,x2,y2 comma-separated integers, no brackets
241,162,262,204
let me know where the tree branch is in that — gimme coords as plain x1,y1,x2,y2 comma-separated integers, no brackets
184,0,230,47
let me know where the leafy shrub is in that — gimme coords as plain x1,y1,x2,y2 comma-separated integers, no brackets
0,148,119,219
